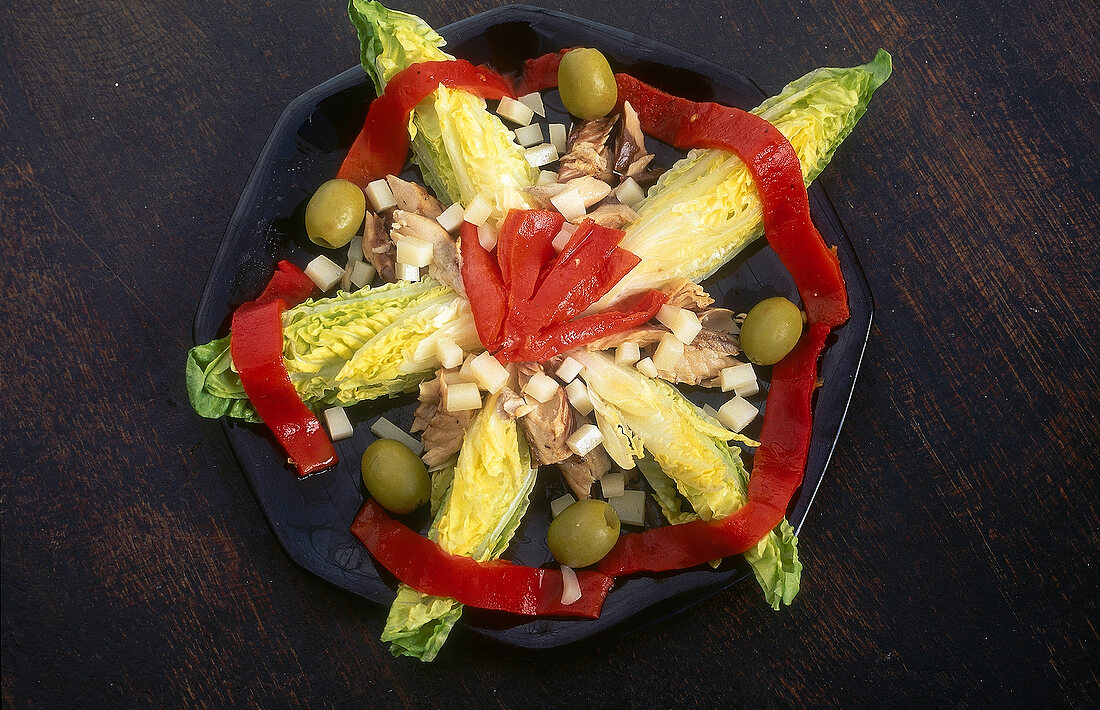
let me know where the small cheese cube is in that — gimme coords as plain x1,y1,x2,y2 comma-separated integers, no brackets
600,471,625,499
555,356,583,383
519,91,547,117
720,362,759,397
560,565,581,605
656,304,703,344
436,203,465,233
513,123,544,147
459,352,478,381
615,342,641,366
469,352,510,394
444,381,482,412
537,170,559,185
365,178,397,212
477,223,499,250
550,187,587,222
652,333,685,372
304,255,344,291
395,262,420,283
524,142,560,168
565,380,594,416
370,416,424,455
607,490,646,527
552,222,578,251
349,261,376,289
395,235,433,268
523,372,560,403
435,339,464,370
496,96,535,126
548,123,567,153
635,357,658,378
550,493,576,518
717,395,759,433
322,407,354,441
613,177,646,207
463,193,493,226
567,424,604,457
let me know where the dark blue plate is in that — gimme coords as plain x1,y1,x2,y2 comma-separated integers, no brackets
193,5,873,650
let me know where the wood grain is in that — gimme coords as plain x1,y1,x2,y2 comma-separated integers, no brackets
2,0,1096,707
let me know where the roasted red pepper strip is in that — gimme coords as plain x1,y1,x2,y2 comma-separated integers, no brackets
585,75,849,575
337,59,515,187
352,499,613,618
511,48,572,95
459,220,507,350
230,265,336,478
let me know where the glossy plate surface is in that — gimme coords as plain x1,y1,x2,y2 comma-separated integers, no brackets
193,5,873,649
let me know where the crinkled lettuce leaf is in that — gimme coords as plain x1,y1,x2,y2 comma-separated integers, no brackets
186,278,479,419
599,50,892,307
383,393,536,661
348,0,536,219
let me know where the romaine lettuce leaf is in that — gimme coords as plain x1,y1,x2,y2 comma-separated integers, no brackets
348,0,537,220
383,393,536,661
598,50,892,307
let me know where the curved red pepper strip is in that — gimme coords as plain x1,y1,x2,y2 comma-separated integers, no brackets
593,75,849,576
231,261,337,477
337,59,516,187
352,499,613,618
459,220,507,351
511,48,573,95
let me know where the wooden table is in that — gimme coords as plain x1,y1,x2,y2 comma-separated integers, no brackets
2,0,1096,706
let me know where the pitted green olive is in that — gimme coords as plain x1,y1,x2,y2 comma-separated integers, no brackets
360,438,430,514
305,178,366,249
547,499,621,568
557,48,618,120
740,297,804,366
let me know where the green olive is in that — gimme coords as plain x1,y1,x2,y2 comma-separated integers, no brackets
547,499,621,568
305,178,366,249
360,438,430,514
740,296,804,366
557,48,617,120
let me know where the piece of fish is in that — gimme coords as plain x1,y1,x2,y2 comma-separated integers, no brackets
412,371,478,470
583,325,741,387
558,116,617,182
516,363,573,466
362,211,396,283
391,209,465,297
386,175,445,219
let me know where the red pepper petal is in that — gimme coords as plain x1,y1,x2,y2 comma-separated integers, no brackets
512,48,573,95
337,60,516,187
352,499,614,618
231,299,337,477
257,260,316,306
459,220,508,351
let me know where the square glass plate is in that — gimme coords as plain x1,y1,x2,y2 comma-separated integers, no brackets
193,5,873,649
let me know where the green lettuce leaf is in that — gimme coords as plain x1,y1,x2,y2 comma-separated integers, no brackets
744,518,802,610
598,50,892,307
383,393,536,661
185,336,258,422
348,0,537,219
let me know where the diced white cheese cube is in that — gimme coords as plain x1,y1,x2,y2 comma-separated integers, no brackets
322,407,354,441
370,416,424,455
635,357,658,378
652,332,685,372
615,342,641,366
519,91,546,117
349,260,375,289
459,352,478,381
469,352,510,394
444,381,482,412
607,490,646,527
395,262,420,283
550,493,576,518
720,362,759,397
555,356,584,383
477,223,499,250
550,187,587,222
523,372,560,403
600,470,625,499
435,339,464,370
613,177,646,207
552,222,578,251
656,304,703,344
395,235,433,268
436,203,465,233
463,193,493,226
524,142,560,168
537,170,559,185
567,423,604,457
565,380,594,416
560,565,581,605
365,178,396,212
496,96,535,126
513,123,544,147
304,255,344,291
717,395,759,433
548,123,567,153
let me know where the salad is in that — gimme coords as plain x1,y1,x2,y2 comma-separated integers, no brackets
187,0,891,661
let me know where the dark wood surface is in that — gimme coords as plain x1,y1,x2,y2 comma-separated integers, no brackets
2,0,1096,707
